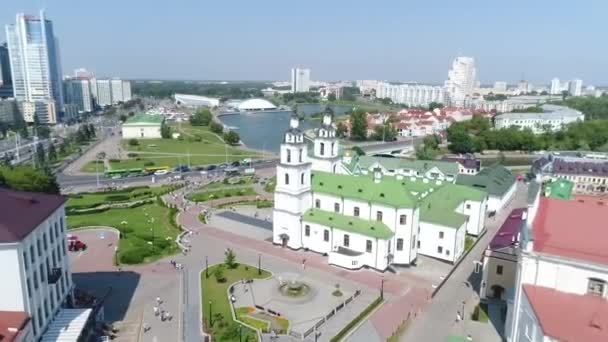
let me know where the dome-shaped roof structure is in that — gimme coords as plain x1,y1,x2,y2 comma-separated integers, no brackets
238,98,277,111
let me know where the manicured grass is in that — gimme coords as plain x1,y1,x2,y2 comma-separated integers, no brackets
235,308,269,331
263,176,276,193
187,187,256,202
170,123,224,144
465,236,475,252
66,186,174,208
80,160,105,173
67,202,180,264
202,176,255,190
201,264,271,341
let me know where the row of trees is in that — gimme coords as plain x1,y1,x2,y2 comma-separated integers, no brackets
447,115,608,154
188,108,239,145
346,109,398,142
559,95,608,120
132,81,268,99
0,165,60,194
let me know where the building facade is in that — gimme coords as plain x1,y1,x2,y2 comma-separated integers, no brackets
0,42,13,98
506,197,608,342
456,164,517,212
110,79,123,104
95,80,112,107
532,152,608,196
290,68,310,93
375,82,446,107
63,79,93,113
0,188,73,341
445,57,476,107
569,79,583,97
121,114,163,139
0,98,18,124
494,104,584,134
5,11,64,115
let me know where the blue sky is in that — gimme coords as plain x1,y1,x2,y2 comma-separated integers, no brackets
2,0,606,84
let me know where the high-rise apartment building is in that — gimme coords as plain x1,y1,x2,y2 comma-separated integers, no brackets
0,43,13,98
291,67,310,93
96,80,112,107
375,82,446,107
5,11,64,123
569,79,583,97
494,81,507,92
110,79,123,103
64,78,93,113
550,78,561,95
122,80,132,102
444,57,476,107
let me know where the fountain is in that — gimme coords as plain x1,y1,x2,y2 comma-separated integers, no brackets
277,275,311,298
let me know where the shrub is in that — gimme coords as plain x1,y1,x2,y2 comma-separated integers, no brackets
119,248,150,264
225,249,237,269
127,153,139,158
143,161,155,167
105,194,131,202
193,134,203,142
108,158,120,163
128,138,139,146
214,265,226,283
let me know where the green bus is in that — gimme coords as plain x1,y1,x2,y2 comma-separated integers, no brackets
104,168,144,178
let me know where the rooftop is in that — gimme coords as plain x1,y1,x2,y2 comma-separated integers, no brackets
532,197,608,265
494,104,583,121
303,208,394,239
0,311,29,342
419,183,487,228
456,164,516,197
0,188,66,243
489,208,525,250
544,178,573,200
123,113,164,126
524,284,608,342
356,156,459,177
527,180,541,205
40,308,92,342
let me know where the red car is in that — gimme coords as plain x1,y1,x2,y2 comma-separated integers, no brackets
68,240,87,252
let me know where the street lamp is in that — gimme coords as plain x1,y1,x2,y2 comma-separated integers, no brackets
380,276,385,300
258,253,261,275
462,300,466,320
205,256,209,278
209,300,213,327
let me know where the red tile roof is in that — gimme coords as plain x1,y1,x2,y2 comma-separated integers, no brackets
0,188,66,243
524,285,608,342
532,197,608,265
0,311,29,342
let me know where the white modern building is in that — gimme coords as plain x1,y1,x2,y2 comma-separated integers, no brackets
237,98,277,112
110,79,124,104
569,79,583,97
18,101,56,124
5,11,64,121
375,82,446,107
506,197,608,342
272,111,488,270
63,79,93,113
96,80,112,107
493,104,584,134
445,57,476,107
174,93,220,108
0,188,74,341
494,81,508,92
550,78,561,95
291,67,311,93
121,114,164,139
456,164,517,212
122,81,132,102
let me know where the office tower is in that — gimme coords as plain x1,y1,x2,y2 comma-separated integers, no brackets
64,78,93,113
568,79,583,97
550,78,561,95
110,79,124,104
5,11,64,122
444,57,476,107
122,80,132,102
291,67,311,93
0,43,13,98
96,79,112,107
89,78,98,107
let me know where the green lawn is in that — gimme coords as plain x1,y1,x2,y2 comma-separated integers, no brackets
67,202,180,264
263,176,276,193
80,160,105,173
235,308,269,331
201,264,271,341
187,187,256,202
66,185,175,208
465,236,475,252
170,123,224,144
202,176,255,190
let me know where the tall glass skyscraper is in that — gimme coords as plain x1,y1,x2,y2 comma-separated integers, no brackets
5,10,64,122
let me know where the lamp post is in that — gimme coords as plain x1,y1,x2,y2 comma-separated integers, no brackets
209,300,213,327
258,253,261,275
205,256,209,278
380,276,385,300
462,300,466,320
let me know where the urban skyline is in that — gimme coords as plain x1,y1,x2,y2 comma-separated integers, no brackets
1,0,607,84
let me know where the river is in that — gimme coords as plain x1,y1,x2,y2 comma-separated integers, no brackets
218,104,352,152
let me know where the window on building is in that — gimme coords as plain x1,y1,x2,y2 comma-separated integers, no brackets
466,204,471,210
417,240,420,248
496,265,504,275
33,270,38,290
354,207,360,217
344,234,350,247
44,299,49,319
397,238,404,251
23,251,28,270
27,279,31,297
439,231,444,239
299,148,303,162
366,240,372,253
331,142,335,156
30,245,35,264
61,241,66,256
39,264,44,284
305,225,310,237
334,203,340,213
315,199,321,208
324,229,329,242
437,246,443,254
286,149,291,163
37,239,42,257
588,278,606,296
320,142,325,156
399,215,407,225
446,250,450,256
284,173,290,185
60,217,65,232
376,211,383,221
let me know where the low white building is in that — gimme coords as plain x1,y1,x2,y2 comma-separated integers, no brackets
122,114,164,139
494,104,584,134
273,112,488,270
174,93,220,108
506,197,608,342
456,164,517,212
0,188,73,341
375,82,446,107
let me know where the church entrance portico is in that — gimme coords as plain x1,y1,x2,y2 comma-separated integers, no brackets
279,233,290,247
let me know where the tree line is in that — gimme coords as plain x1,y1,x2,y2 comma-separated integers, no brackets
132,81,268,99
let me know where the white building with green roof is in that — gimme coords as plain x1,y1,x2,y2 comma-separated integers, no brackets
121,114,164,139
273,113,488,269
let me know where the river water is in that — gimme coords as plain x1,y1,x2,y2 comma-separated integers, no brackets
219,104,352,152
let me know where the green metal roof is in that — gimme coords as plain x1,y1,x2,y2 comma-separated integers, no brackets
356,156,459,176
302,208,394,239
419,183,486,228
544,178,573,200
456,164,516,197
123,114,164,126
311,171,418,208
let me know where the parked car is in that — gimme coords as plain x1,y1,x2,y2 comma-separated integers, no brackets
68,240,87,252
206,164,217,171
230,161,241,167
218,163,228,169
174,165,190,172
154,169,169,176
